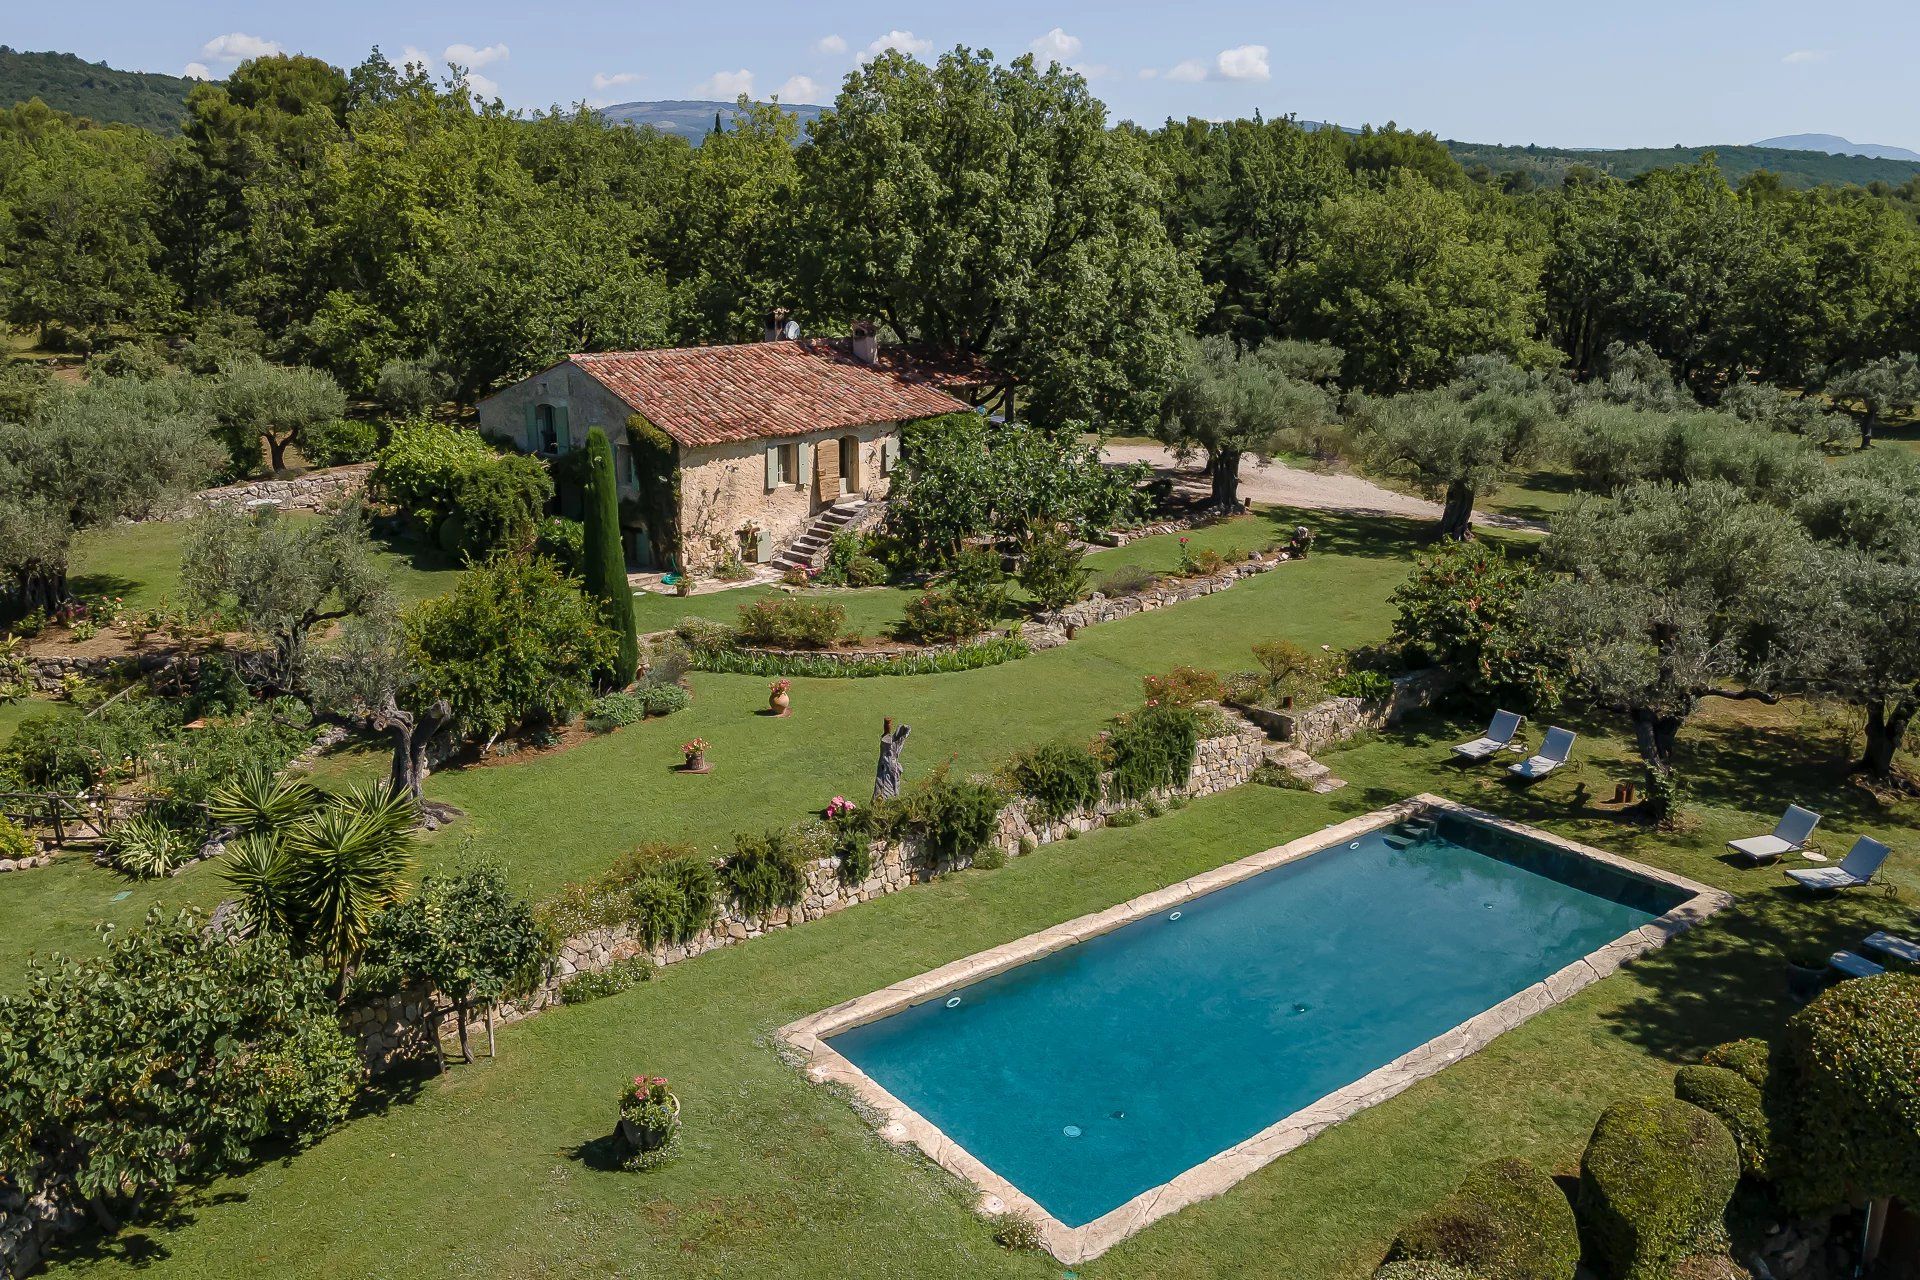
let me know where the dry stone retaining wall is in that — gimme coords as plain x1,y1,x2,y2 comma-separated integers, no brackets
169,462,373,519
1028,550,1292,650
346,717,1273,1072
1235,668,1457,754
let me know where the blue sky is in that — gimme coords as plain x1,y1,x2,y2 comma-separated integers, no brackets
12,1,1918,149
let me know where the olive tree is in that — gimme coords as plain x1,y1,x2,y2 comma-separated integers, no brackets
1535,481,1812,816
213,357,349,474
1823,352,1920,448
302,607,450,802
1155,335,1340,508
182,502,392,691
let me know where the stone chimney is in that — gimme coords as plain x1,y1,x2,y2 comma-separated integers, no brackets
764,307,798,342
849,319,879,366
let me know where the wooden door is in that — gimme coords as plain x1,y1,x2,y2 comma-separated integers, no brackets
813,437,841,508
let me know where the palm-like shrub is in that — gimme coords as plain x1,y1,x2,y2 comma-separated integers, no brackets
220,783,416,996
106,814,194,879
208,765,319,837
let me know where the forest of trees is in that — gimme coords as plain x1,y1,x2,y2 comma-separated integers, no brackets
3,45,1920,428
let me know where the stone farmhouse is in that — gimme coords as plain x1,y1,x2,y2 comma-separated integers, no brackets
477,322,995,574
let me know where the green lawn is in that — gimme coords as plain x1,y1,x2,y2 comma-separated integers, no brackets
0,507,1416,985
67,518,464,614
38,705,1915,1280
0,694,53,746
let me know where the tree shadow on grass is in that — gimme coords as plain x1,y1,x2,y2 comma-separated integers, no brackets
1255,506,1432,562
1488,470,1581,527
68,571,143,600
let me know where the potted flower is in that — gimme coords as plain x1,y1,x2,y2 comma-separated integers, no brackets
674,569,697,598
768,678,791,717
617,1075,681,1168
680,738,710,773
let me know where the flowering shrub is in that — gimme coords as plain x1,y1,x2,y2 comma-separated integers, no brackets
681,738,707,757
1141,666,1222,707
823,795,858,820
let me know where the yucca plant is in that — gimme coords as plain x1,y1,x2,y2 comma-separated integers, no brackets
107,815,192,879
208,764,319,838
281,784,417,997
220,830,297,933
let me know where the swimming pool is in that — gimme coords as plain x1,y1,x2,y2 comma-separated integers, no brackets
782,796,1730,1263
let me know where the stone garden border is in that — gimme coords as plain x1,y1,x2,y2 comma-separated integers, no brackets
778,793,1732,1266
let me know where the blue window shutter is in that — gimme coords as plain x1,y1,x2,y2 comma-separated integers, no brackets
523,402,538,450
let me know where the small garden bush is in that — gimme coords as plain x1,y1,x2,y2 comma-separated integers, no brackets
1105,702,1202,803
1770,973,1920,1212
673,616,735,652
538,843,703,937
1141,666,1222,707
105,814,195,879
1391,540,1561,712
1577,1095,1740,1280
1373,1264,1479,1280
899,588,986,644
585,683,690,732
721,829,807,915
1391,1156,1579,1280
1700,1038,1771,1092
892,767,1003,868
1327,669,1396,702
536,517,586,576
1674,1064,1770,1178
558,955,654,1005
0,815,32,861
1018,526,1090,611
1091,563,1158,597
299,417,379,467
1007,741,1102,821
818,531,886,587
375,419,552,556
735,597,847,649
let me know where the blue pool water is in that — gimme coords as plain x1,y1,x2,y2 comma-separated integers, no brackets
827,818,1675,1228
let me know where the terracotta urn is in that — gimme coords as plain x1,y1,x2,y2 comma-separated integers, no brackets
769,681,791,717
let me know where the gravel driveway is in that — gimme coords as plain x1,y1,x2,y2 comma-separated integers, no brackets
1103,443,1548,533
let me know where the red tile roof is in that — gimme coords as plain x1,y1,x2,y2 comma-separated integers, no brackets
569,341,976,449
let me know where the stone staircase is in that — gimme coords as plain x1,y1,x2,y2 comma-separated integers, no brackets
1267,745,1347,793
771,499,866,573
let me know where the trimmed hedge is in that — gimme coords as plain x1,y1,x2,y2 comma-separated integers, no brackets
1674,1065,1770,1178
1699,1037,1771,1092
688,635,1027,678
1577,1096,1739,1280
1771,973,1920,1213
1392,1156,1578,1280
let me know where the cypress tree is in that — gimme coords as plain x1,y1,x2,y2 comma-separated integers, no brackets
581,427,639,687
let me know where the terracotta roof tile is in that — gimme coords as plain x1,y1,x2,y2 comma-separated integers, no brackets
569,342,975,449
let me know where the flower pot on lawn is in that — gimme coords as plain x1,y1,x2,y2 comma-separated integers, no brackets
768,679,791,717
616,1076,681,1169
680,738,710,773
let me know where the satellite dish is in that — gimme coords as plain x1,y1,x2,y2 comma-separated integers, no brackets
780,320,800,340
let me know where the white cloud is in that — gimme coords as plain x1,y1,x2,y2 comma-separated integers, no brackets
592,71,640,92
696,68,756,98
1166,59,1209,82
398,46,432,72
198,32,281,62
445,41,509,69
466,72,501,99
815,34,847,55
1030,27,1082,64
1215,44,1270,81
1781,49,1831,64
182,61,213,80
777,75,822,102
1137,67,1158,80
860,30,932,62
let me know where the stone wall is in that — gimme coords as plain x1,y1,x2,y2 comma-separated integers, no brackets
676,422,899,573
174,462,373,518
1028,549,1292,649
1,1183,78,1280
1238,667,1457,753
20,649,178,694
345,716,1273,1073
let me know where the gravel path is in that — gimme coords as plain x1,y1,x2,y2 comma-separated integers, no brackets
1104,444,1548,533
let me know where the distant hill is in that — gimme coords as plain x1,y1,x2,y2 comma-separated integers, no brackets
598,98,826,141
1443,139,1920,189
1752,133,1920,163
0,47,198,132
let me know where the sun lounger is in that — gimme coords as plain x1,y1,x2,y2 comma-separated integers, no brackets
1862,932,1919,965
1786,837,1891,892
1728,804,1821,864
1453,710,1523,762
1509,726,1575,781
1828,950,1886,979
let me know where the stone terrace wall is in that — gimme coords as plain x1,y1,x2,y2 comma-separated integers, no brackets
1028,550,1292,649
1237,667,1457,754
346,717,1273,1072
169,462,373,519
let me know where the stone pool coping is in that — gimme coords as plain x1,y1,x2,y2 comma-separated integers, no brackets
776,793,1733,1265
